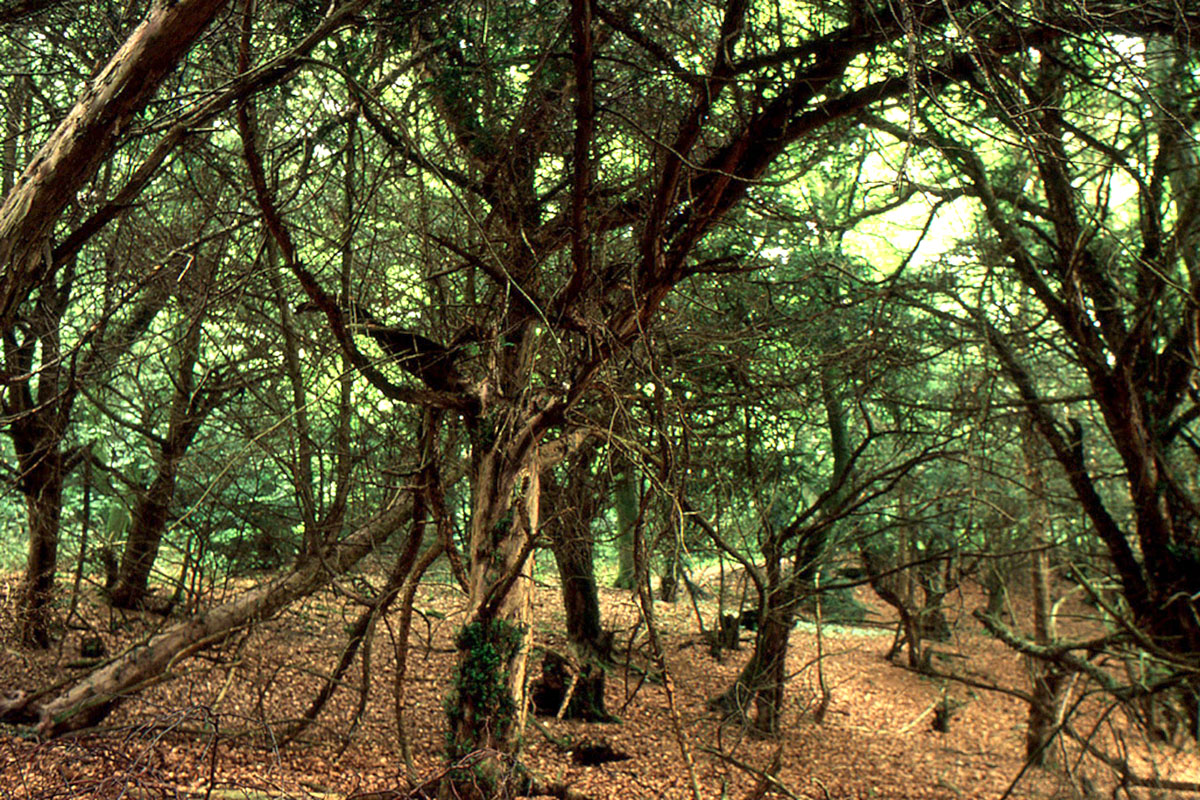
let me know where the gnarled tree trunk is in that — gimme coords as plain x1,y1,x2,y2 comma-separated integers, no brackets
443,412,543,799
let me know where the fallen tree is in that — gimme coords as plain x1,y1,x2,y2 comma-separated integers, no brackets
0,489,414,737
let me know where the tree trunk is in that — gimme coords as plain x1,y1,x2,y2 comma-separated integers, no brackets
709,519,805,737
612,462,638,590
547,489,612,721
443,431,541,799
0,491,415,736
108,467,181,609
863,544,925,669
18,452,64,648
534,444,612,721
749,607,794,736
707,565,804,736
1022,419,1065,765
982,563,1009,619
0,0,229,329
711,371,853,734
110,300,215,609
6,283,73,648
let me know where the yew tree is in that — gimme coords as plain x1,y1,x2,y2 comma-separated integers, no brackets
866,26,1200,735
2,3,1200,798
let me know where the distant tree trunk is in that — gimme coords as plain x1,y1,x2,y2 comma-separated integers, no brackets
109,471,180,608
658,526,681,602
1022,420,1065,765
110,294,217,609
709,574,802,736
982,562,1010,619
612,462,638,590
6,280,74,648
748,603,795,735
863,542,924,669
863,478,930,669
915,556,953,642
17,447,65,648
711,375,850,736
544,446,612,720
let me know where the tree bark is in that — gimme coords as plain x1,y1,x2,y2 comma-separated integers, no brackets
0,0,229,330
709,580,802,737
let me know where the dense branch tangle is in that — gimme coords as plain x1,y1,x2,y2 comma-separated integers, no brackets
1,2,1200,798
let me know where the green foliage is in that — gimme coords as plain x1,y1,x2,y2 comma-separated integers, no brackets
813,582,869,625
444,617,527,759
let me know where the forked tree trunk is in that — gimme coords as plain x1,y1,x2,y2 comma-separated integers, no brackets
110,301,216,609
0,494,414,736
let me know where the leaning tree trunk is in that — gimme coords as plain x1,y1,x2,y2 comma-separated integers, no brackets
0,0,229,330
0,491,415,736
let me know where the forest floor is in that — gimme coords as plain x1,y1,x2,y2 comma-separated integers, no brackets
2,564,1198,800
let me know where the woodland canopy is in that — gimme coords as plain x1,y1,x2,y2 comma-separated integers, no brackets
1,0,1200,797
